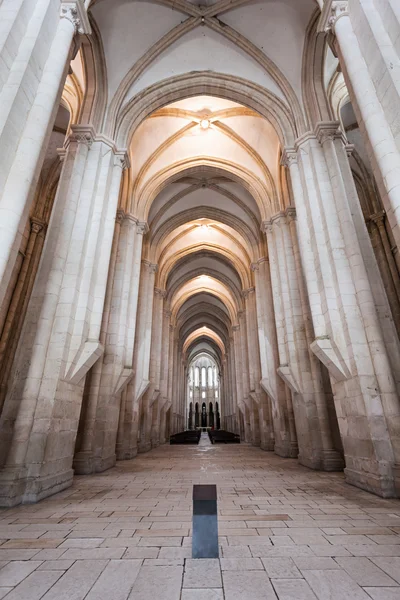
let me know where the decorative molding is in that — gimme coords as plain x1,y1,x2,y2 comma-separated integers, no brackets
60,1,91,35
232,325,240,332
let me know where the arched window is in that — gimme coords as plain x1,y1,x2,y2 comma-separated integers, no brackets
201,367,206,387
208,366,213,388
189,367,193,386
213,367,218,386
194,367,199,387
215,390,218,398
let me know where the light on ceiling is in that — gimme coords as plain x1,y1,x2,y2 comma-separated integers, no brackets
200,119,210,130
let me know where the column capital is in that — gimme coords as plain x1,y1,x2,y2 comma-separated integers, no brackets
136,221,149,235
369,210,386,225
318,0,348,34
261,220,273,235
143,260,158,273
232,325,240,332
114,150,130,170
315,121,346,145
242,287,255,299
30,218,45,234
281,147,298,168
154,287,167,298
250,257,268,272
286,207,297,223
116,209,125,225
67,124,96,148
60,1,91,35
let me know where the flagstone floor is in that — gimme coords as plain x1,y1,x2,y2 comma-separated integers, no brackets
1,435,400,599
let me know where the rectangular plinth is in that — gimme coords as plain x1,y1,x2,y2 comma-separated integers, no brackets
192,484,219,559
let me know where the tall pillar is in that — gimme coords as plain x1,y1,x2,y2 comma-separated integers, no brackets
0,126,127,506
284,122,400,497
132,261,157,453
74,211,146,473
0,1,91,309
320,0,400,248
252,258,292,456
264,209,343,470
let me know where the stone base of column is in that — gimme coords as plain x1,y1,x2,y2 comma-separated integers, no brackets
0,467,28,507
138,441,152,454
298,453,323,470
322,450,345,472
116,447,138,461
94,454,116,473
73,452,94,475
73,452,116,474
345,467,395,498
260,441,275,451
391,465,400,498
23,469,74,504
274,441,298,458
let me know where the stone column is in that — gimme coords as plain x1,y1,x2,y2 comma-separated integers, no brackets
320,0,400,248
0,1,91,310
74,212,146,473
264,209,343,470
159,310,172,443
0,126,127,506
284,122,400,497
0,219,45,413
252,258,292,456
133,260,157,453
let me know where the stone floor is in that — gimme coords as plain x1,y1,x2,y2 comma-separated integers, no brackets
1,435,400,599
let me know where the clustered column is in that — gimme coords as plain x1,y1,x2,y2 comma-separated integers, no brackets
0,0,91,309
283,120,400,496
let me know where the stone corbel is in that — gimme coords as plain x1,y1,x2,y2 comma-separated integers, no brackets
149,389,160,407
60,1,91,35
135,379,150,404
249,391,260,406
310,336,352,381
65,340,104,385
260,377,275,402
277,365,301,395
114,368,134,396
